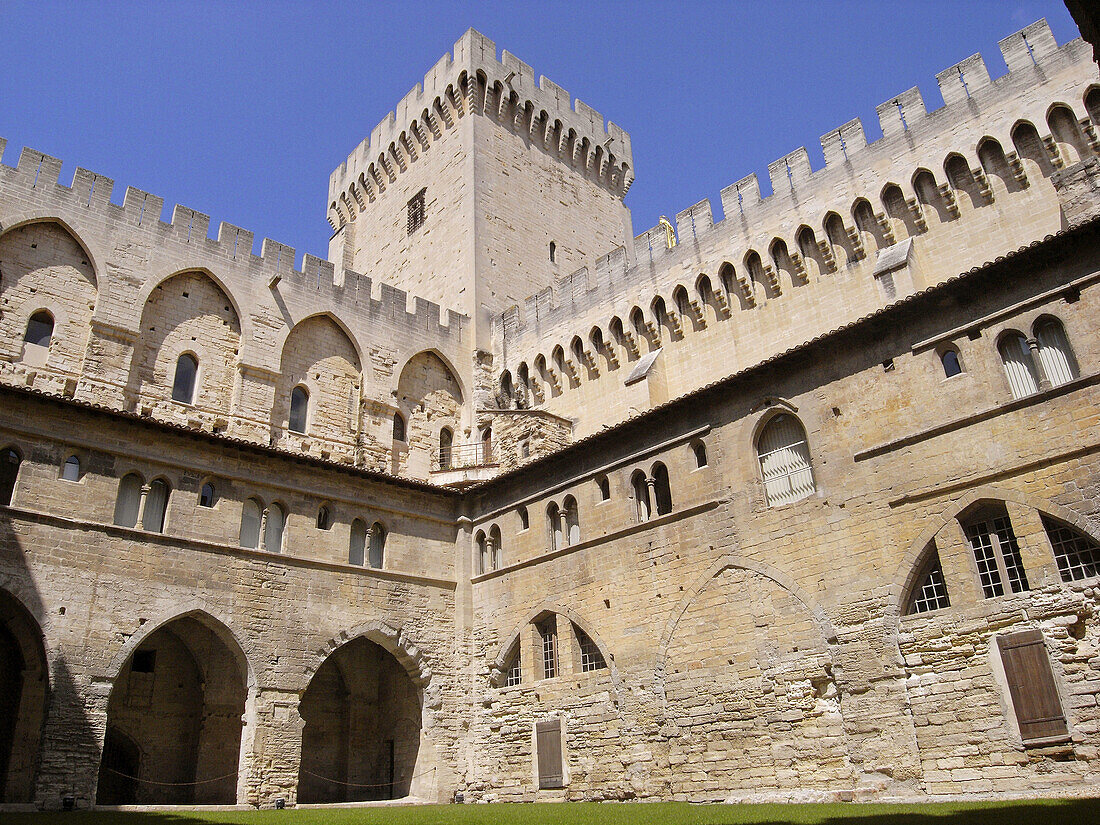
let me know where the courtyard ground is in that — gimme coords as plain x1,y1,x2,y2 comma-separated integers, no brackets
5,799,1100,825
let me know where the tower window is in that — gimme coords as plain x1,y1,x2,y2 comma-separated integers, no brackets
407,188,426,234
549,241,556,262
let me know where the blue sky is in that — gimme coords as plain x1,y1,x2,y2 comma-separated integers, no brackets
0,1,1082,265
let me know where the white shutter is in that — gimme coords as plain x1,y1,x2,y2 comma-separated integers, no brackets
1035,320,1077,388
999,334,1039,399
240,500,262,549
758,415,815,507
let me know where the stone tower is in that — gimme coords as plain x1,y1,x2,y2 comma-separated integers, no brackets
326,29,635,352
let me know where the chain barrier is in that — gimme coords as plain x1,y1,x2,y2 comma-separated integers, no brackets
101,764,437,792
100,766,239,787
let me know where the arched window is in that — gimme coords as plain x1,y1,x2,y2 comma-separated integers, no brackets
62,455,81,482
998,332,1040,399
289,386,309,433
563,496,580,546
0,447,22,506
518,505,529,530
941,349,963,378
549,241,556,262
24,311,54,348
349,519,367,566
962,505,1028,598
240,498,263,549
500,371,514,405
199,482,216,508
905,544,950,615
475,531,488,575
143,479,170,533
113,473,143,528
596,475,610,501
1043,515,1100,582
439,428,453,470
171,353,198,404
632,471,650,521
480,426,493,464
264,503,286,553
489,525,502,570
1034,318,1078,388
504,643,522,687
392,412,406,442
652,462,673,515
757,414,815,507
547,502,561,552
574,624,606,672
316,505,332,530
692,441,708,468
368,522,386,569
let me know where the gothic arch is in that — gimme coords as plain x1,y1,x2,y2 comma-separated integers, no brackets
0,214,105,282
295,619,436,708
100,606,256,689
490,602,622,690
890,484,1100,613
656,554,837,688
276,310,365,371
132,266,247,342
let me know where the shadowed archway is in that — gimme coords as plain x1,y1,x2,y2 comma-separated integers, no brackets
297,636,422,803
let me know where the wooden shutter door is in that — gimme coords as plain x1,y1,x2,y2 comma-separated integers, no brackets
536,718,564,789
997,630,1069,744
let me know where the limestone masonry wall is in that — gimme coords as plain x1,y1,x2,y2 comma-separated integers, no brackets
1,16,1099,812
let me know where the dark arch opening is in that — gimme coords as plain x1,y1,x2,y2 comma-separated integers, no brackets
97,615,247,805
297,636,422,802
0,589,48,803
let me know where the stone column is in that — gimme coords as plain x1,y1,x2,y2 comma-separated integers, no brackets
645,477,657,520
558,511,569,547
1026,337,1051,390
248,688,304,807
259,508,270,551
136,483,151,529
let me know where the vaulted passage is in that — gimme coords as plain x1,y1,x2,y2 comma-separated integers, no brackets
0,590,48,803
297,637,422,803
96,615,247,805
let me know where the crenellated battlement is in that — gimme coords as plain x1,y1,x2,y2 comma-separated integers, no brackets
0,140,467,340
327,27,635,225
491,18,1099,429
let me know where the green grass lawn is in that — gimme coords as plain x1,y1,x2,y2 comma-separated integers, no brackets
6,799,1100,825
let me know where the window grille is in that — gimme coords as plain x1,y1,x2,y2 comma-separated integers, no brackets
539,618,558,679
575,625,606,672
1034,319,1077,388
406,188,426,234
965,514,1029,598
758,414,815,506
1043,516,1100,582
999,333,1039,399
505,648,522,686
906,549,950,614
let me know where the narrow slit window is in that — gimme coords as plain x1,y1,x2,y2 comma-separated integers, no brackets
0,448,20,506
240,499,262,549
349,519,367,566
999,333,1039,399
113,473,143,528
369,522,386,569
539,617,558,679
264,503,286,552
1034,318,1078,388
199,482,216,508
142,479,170,534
